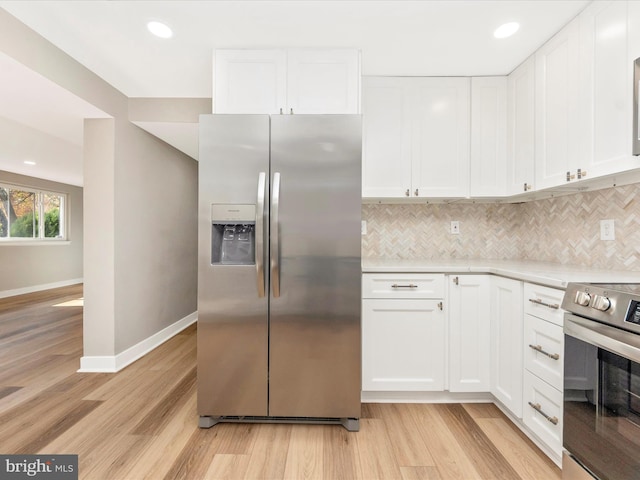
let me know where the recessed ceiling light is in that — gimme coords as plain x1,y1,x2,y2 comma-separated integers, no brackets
23,160,36,166
494,22,520,39
147,21,173,39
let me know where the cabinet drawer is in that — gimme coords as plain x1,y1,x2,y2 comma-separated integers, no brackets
362,274,445,299
523,371,563,457
524,283,564,326
524,314,564,391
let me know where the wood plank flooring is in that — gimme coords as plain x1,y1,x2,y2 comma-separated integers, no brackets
0,285,562,479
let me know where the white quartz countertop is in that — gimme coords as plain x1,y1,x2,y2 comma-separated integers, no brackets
362,258,640,289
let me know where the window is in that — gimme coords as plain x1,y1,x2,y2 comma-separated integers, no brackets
0,184,67,241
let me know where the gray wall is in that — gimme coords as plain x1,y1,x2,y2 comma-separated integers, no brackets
113,120,197,352
0,169,83,293
0,9,198,357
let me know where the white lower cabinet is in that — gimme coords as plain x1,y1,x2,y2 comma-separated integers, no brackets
490,276,524,417
522,370,563,456
449,275,491,392
522,283,565,461
362,298,445,391
524,313,564,391
361,271,566,465
362,274,446,392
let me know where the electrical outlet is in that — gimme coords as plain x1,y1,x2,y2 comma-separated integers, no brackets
600,219,615,241
451,221,460,235
361,220,367,235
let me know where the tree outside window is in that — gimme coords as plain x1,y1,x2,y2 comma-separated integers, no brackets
0,185,66,241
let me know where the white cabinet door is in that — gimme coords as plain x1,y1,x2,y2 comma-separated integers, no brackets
449,275,491,392
362,76,470,199
507,56,536,195
470,77,507,197
214,49,287,114
579,1,637,179
362,77,412,197
490,276,524,417
287,49,360,114
214,49,360,114
362,299,445,391
629,0,640,62
412,77,470,197
535,19,580,190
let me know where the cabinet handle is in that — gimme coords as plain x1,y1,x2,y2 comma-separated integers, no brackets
528,344,560,360
290,108,294,114
437,302,443,311
524,182,532,191
279,108,283,115
453,276,459,285
414,188,419,196
566,171,571,182
528,402,558,425
528,298,559,310
405,189,410,197
391,283,418,289
577,168,587,179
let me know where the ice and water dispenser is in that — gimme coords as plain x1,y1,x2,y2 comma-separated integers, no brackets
210,204,255,265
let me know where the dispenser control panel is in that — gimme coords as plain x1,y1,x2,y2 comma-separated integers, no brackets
211,204,256,265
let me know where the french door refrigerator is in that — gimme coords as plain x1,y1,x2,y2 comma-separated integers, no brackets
197,114,361,431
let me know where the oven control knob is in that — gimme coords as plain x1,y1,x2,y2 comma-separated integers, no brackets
574,291,591,306
591,295,611,311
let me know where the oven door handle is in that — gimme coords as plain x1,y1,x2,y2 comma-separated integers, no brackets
565,314,640,364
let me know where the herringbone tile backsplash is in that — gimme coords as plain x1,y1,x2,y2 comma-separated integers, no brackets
362,183,640,271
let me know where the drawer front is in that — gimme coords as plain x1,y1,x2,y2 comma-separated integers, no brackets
362,274,445,299
524,283,564,326
523,371,563,457
524,314,564,391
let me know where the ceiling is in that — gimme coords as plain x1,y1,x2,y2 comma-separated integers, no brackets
0,0,590,185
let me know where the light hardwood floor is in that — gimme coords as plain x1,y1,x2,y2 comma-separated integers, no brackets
0,285,561,480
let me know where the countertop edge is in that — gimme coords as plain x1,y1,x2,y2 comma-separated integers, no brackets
361,259,640,290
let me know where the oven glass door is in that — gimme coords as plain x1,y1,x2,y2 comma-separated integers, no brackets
564,315,640,480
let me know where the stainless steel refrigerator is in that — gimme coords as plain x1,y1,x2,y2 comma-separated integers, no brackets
197,114,361,431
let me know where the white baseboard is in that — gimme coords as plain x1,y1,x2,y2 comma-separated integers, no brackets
361,391,494,403
0,278,84,299
78,311,197,373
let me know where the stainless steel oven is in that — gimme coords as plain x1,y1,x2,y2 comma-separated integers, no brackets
562,283,640,480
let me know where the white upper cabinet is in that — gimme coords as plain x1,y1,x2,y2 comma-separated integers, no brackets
535,1,638,191
286,49,360,114
579,1,638,178
507,56,536,195
361,77,412,197
213,49,360,114
362,76,470,198
470,77,507,197
214,50,287,114
412,77,470,198
535,18,581,190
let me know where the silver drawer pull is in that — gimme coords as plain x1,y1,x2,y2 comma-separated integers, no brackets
391,284,418,289
528,402,558,425
528,298,560,310
528,344,560,360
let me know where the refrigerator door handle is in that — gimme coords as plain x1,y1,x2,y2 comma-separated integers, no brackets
271,172,281,298
256,172,266,297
